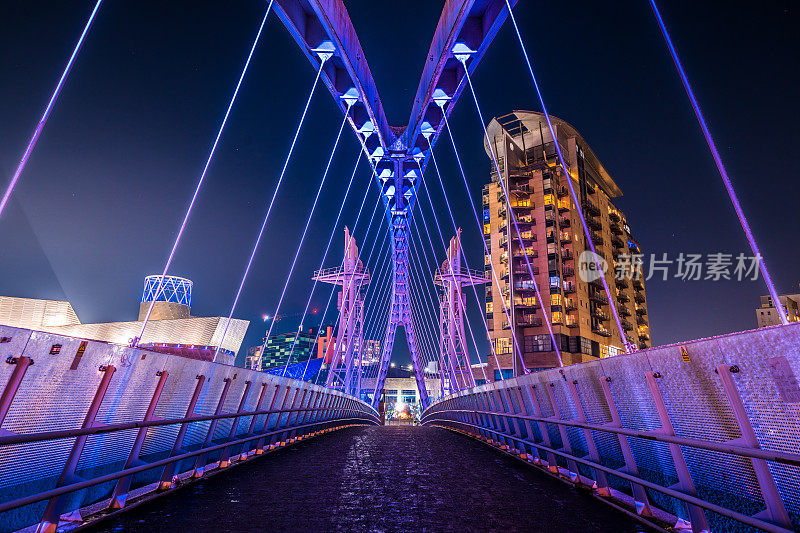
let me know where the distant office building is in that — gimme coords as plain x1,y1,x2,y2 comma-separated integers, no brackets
757,285,800,327
0,275,249,364
247,327,322,371
482,111,651,377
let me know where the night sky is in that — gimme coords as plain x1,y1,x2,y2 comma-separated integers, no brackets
1,1,797,367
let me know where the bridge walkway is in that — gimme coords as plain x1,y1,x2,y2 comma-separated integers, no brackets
85,425,649,532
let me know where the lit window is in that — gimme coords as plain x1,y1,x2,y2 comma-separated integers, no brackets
486,302,494,313
551,293,562,306
543,194,555,206
483,223,491,235
552,311,563,324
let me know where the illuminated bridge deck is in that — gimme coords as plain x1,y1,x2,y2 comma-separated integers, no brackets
87,426,647,532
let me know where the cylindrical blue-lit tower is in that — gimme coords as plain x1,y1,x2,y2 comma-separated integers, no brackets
138,275,193,321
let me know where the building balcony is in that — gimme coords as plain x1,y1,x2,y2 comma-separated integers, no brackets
615,277,628,288
557,203,570,214
556,185,570,198
587,217,602,231
612,235,625,249
617,291,630,303
513,266,540,277
519,316,543,327
609,211,621,223
562,250,574,262
591,232,604,246
565,317,579,328
560,234,572,245
559,217,571,228
634,292,646,304
638,332,650,341
592,308,609,321
563,283,576,294
514,298,538,308
563,266,575,278
582,200,601,217
619,306,632,317
565,299,577,311
586,182,596,195
514,282,537,293
637,315,649,326
635,305,647,316
620,319,634,331
610,220,624,236
638,342,649,350
632,279,644,291
592,325,612,337
589,292,608,305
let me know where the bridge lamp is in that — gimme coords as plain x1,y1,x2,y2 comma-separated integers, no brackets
341,87,359,108
452,42,477,65
311,41,335,63
431,88,451,110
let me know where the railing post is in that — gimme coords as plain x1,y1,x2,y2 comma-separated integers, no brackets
523,384,558,471
0,356,33,433
599,375,653,516
287,388,309,441
716,364,791,528
108,370,169,509
513,386,536,460
37,365,116,533
544,381,582,484
219,380,253,468
270,387,297,448
566,379,610,494
645,371,710,533
191,376,233,478
255,384,284,453
236,381,269,460
158,374,205,489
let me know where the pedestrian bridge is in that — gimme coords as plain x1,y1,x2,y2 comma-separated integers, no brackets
0,322,798,532
1,0,798,532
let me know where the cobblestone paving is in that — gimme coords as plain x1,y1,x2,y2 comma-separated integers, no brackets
92,426,647,532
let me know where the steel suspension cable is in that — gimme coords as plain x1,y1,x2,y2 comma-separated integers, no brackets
441,112,538,369
414,168,491,382
646,0,787,324
407,207,464,385
407,240,452,388
213,54,329,361
495,5,634,348
304,179,385,382
281,150,362,370
138,3,274,345
409,198,480,388
456,66,571,364
0,0,105,219
243,105,353,370
427,149,509,374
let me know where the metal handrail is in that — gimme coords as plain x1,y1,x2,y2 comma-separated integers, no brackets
0,406,379,447
0,415,375,515
425,418,792,533
421,407,800,467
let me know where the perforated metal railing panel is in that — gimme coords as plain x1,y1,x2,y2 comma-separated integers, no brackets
423,322,800,533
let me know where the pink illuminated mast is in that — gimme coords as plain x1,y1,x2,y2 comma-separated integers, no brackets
435,229,489,396
314,227,370,396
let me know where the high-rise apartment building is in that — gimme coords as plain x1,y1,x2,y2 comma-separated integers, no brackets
482,111,651,376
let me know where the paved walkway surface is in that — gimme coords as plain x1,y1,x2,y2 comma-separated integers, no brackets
90,426,647,532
